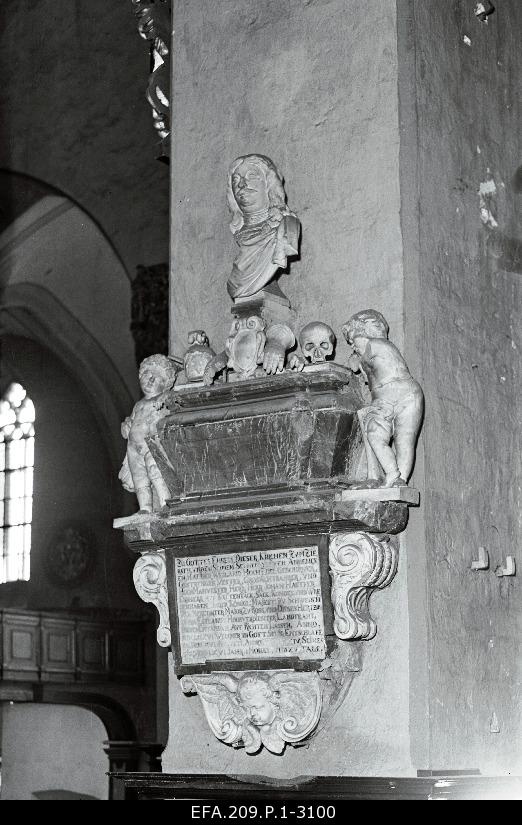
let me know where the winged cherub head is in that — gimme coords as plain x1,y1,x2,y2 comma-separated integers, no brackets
236,674,280,728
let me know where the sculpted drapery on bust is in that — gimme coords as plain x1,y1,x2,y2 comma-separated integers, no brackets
227,154,300,301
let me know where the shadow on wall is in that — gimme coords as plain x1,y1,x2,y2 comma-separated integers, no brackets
487,230,522,274
32,790,101,800
513,164,522,195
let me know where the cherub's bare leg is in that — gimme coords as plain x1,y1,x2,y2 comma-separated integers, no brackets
146,450,171,509
152,476,171,508
128,449,153,512
365,416,400,486
394,433,416,484
136,486,153,512
393,392,424,483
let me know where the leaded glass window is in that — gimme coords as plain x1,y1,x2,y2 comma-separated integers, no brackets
0,383,35,583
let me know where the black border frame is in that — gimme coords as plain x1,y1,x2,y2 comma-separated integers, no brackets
166,533,334,676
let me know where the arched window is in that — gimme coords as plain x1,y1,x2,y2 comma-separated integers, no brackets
0,383,35,583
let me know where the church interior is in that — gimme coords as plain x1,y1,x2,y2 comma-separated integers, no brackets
0,0,520,802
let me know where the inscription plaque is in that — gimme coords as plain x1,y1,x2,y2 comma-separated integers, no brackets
174,546,327,666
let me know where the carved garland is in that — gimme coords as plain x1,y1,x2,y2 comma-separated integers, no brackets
133,551,171,647
329,532,399,641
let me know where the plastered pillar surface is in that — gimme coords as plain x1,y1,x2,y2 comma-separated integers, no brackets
167,0,412,777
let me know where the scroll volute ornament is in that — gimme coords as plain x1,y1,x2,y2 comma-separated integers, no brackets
329,532,398,641
133,551,171,647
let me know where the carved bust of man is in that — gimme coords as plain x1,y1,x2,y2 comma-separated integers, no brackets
226,154,300,301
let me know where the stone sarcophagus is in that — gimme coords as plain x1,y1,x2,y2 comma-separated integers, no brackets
152,366,362,502
115,155,422,755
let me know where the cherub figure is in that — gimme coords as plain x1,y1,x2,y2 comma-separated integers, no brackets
237,674,279,728
119,354,178,512
182,671,322,755
342,310,424,487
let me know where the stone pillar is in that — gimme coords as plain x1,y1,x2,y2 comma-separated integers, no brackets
396,0,522,775
165,0,521,777
169,0,404,357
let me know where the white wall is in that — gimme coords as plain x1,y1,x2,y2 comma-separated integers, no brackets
0,703,109,800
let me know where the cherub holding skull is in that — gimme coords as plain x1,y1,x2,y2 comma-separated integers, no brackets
342,309,424,487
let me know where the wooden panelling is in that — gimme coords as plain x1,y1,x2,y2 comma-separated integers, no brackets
0,610,148,686
1,612,40,680
41,617,75,681
76,623,109,681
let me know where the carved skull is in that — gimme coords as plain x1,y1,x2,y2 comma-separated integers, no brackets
298,322,336,364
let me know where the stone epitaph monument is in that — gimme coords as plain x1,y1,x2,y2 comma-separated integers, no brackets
114,156,422,756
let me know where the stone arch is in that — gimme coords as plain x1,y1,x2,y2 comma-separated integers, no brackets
0,171,139,472
0,169,130,281
32,690,137,741
1,283,132,473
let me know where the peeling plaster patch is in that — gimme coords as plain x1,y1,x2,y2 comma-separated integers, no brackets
480,179,497,197
463,35,472,46
480,208,497,227
489,712,501,734
479,178,499,228
475,2,495,22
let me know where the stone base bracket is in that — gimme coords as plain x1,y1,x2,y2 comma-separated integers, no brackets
133,551,171,647
329,532,399,641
